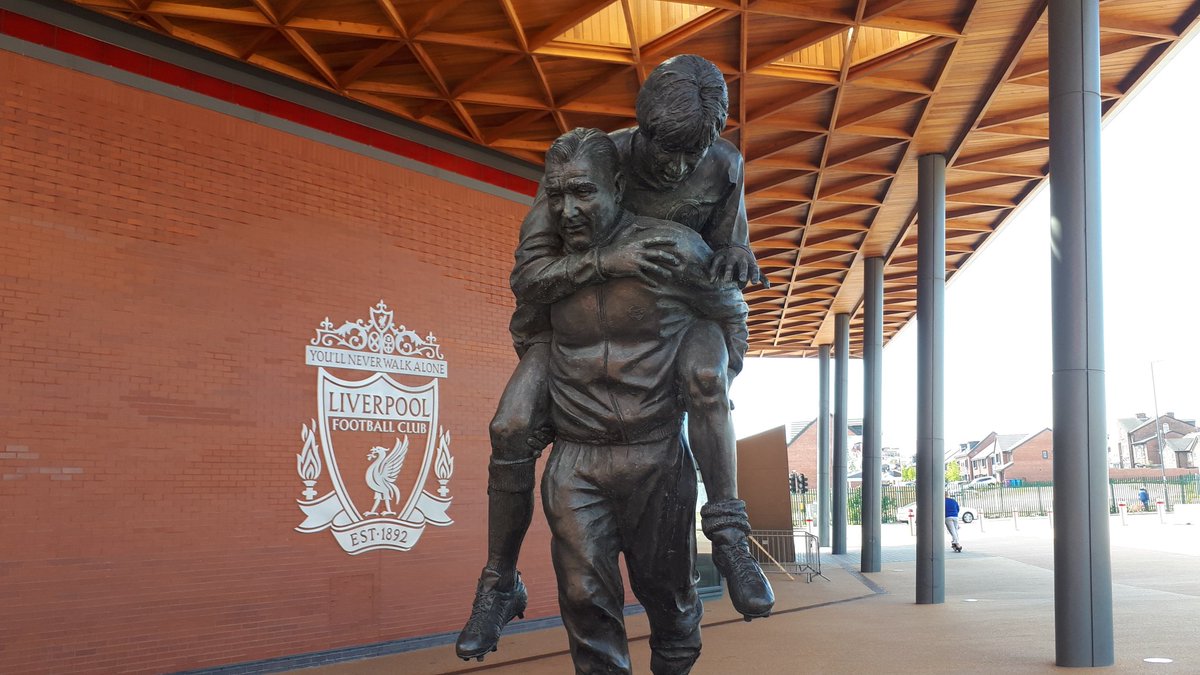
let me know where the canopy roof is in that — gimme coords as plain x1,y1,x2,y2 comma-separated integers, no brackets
67,0,1200,355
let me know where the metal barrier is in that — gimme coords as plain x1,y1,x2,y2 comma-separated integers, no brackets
747,529,826,582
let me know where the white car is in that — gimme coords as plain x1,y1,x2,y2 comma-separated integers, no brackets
896,502,978,524
967,475,1000,488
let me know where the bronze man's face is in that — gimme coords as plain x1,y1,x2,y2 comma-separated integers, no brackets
544,155,623,253
644,134,709,185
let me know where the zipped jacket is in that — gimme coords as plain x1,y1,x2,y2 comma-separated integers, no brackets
546,213,747,445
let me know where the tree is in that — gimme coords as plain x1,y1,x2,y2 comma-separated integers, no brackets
900,462,961,482
945,461,961,482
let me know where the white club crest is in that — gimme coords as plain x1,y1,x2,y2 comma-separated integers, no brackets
294,300,454,554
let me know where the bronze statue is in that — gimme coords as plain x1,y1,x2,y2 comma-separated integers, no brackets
457,56,772,670
545,127,748,673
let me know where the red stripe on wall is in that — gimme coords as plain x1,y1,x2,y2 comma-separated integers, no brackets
0,8,540,198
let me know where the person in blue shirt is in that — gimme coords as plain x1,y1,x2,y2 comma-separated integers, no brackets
1138,486,1150,511
945,492,963,553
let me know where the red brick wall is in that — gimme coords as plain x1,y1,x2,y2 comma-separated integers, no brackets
1004,430,1054,483
785,422,819,486
784,418,847,495
1006,429,1196,484
0,51,556,673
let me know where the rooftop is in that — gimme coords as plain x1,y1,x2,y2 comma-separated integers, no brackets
58,0,1200,356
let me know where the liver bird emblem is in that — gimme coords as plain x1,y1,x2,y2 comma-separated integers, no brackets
364,436,408,516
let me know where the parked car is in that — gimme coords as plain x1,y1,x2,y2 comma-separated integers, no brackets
966,475,1000,488
895,502,978,524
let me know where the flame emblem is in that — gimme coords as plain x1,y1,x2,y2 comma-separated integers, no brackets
435,428,454,497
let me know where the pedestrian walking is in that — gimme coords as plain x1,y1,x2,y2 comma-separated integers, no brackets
945,492,962,553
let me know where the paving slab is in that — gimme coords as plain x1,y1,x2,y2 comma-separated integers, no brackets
295,515,1199,674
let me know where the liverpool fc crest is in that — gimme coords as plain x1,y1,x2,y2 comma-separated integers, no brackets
294,300,454,554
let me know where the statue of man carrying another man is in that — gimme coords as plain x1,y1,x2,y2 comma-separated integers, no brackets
458,55,773,674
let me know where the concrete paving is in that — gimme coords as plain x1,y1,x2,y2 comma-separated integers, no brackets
299,513,1199,674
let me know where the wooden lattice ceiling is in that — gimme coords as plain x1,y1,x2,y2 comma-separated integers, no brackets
69,0,1200,356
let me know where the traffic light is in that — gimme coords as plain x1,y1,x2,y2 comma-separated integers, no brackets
799,473,809,494
789,472,800,494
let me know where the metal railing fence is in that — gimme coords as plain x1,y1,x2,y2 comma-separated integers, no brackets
787,474,1200,524
747,529,824,582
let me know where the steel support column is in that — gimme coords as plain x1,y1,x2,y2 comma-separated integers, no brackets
832,313,849,555
916,154,945,604
861,257,884,573
1049,0,1113,665
818,343,832,546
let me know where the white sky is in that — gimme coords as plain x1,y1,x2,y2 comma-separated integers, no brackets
732,34,1200,455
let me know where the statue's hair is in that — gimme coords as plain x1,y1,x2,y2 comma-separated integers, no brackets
635,54,728,152
544,127,621,179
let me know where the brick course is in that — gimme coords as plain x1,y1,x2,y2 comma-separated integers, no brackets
0,51,556,673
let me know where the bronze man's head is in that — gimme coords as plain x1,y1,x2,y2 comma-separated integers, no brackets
543,128,626,253
635,54,729,185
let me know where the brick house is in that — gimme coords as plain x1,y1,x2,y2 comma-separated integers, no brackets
999,429,1055,483
782,417,863,492
958,424,1194,485
946,441,976,480
1109,413,1198,468
956,432,1026,481
1163,433,1198,469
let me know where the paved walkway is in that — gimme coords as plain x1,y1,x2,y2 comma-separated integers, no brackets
299,514,1199,674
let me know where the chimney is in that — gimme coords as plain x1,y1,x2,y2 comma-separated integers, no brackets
1136,413,1148,420
1166,412,1174,419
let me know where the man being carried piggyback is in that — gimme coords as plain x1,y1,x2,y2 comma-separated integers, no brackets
457,55,773,664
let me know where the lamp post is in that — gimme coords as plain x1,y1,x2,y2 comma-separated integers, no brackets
1150,360,1169,508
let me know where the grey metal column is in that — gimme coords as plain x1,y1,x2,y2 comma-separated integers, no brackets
861,257,884,573
916,154,945,604
832,313,850,555
1049,0,1113,665
818,343,832,546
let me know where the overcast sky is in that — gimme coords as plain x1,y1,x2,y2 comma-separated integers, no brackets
731,34,1200,454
